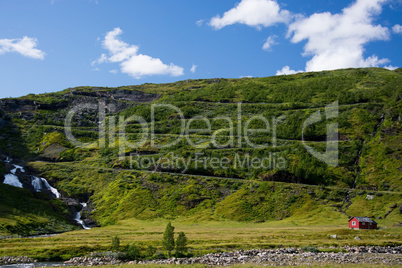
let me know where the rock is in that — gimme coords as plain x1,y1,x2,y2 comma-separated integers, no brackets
63,198,82,208
330,235,338,239
366,194,375,200
354,236,362,240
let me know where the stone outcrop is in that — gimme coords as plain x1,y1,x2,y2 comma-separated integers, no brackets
0,88,160,116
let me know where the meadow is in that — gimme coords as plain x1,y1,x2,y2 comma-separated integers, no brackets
0,214,400,261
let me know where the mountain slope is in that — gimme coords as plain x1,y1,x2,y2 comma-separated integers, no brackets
0,67,401,234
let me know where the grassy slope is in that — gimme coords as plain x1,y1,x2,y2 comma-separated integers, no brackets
0,184,76,236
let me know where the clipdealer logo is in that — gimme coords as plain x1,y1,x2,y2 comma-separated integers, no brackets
64,101,339,170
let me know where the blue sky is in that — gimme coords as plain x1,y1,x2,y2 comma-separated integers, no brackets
0,0,401,98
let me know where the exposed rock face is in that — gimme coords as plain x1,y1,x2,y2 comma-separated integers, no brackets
0,88,160,116
0,99,40,113
63,198,82,209
81,203,97,227
70,88,160,103
0,108,9,128
62,198,96,228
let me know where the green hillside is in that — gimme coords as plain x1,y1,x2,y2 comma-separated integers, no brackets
0,67,401,239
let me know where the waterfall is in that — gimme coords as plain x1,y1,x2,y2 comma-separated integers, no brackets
31,176,42,191
2,157,92,231
74,211,91,230
3,174,23,188
31,176,61,198
2,161,60,198
3,161,25,188
10,164,25,174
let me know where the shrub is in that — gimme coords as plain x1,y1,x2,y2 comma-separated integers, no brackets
126,243,141,260
145,245,157,258
111,236,120,251
154,251,166,259
301,246,320,253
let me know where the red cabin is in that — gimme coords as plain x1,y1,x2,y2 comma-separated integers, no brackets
349,217,377,229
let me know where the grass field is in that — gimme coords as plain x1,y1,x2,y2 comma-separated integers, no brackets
0,216,400,261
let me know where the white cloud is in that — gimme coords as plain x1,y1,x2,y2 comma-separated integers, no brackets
91,53,107,66
262,35,277,51
120,54,184,78
384,65,399,70
109,69,118,74
95,27,184,79
287,0,391,72
276,66,303,75
190,64,197,73
196,19,204,27
209,0,290,30
0,36,45,60
392,24,402,34
102,28,138,63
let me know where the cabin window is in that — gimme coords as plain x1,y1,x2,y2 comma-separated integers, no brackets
362,222,365,225
352,221,356,226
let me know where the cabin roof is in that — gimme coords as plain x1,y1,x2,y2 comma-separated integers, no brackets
349,217,377,224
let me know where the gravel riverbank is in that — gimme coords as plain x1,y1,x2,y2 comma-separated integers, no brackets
0,256,36,266
64,246,402,266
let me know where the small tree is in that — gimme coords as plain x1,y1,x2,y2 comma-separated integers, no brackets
111,236,120,251
162,222,175,256
175,232,188,256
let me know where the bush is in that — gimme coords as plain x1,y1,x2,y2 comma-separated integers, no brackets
145,245,157,258
111,236,120,251
301,246,320,253
126,243,141,260
154,252,166,259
